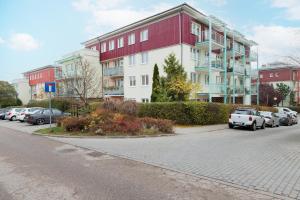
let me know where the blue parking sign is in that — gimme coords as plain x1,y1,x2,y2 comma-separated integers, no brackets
45,82,56,93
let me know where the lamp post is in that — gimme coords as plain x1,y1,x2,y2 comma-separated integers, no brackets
274,97,277,106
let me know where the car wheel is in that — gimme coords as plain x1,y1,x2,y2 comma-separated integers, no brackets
261,122,265,129
228,123,234,129
251,122,256,131
36,118,45,125
11,116,16,121
272,121,275,128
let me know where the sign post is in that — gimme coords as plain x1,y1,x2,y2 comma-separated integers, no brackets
45,82,56,128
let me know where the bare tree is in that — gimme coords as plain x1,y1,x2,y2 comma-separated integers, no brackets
62,57,101,106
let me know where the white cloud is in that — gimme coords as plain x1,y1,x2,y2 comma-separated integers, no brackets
72,0,174,36
271,0,300,20
0,37,4,44
8,33,40,51
248,25,300,64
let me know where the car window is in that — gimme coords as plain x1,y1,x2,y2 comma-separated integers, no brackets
16,108,23,112
53,109,62,115
43,109,52,115
234,110,251,115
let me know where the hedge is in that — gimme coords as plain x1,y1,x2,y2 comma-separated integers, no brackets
27,98,74,112
288,106,300,113
138,102,278,125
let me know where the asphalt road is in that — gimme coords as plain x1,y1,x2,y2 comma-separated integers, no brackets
0,124,270,200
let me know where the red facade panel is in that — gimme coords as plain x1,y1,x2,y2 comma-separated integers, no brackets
98,15,180,61
259,68,292,82
27,68,56,86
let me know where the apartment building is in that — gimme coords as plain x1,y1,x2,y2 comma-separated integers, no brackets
56,48,103,99
23,65,58,100
82,3,258,104
11,78,31,104
258,62,300,105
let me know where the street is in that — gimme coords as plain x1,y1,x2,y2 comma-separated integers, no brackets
0,121,276,200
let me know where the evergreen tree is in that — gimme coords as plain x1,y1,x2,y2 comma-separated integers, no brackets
150,64,160,102
163,53,187,81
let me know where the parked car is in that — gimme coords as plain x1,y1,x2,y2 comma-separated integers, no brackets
260,111,280,127
275,107,298,116
278,113,293,126
5,108,24,121
26,108,66,125
229,108,265,131
0,108,9,120
16,107,43,122
291,114,298,125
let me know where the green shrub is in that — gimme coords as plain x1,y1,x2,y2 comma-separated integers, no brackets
27,98,74,112
138,102,277,125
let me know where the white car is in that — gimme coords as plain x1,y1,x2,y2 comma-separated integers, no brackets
260,111,280,127
16,107,43,122
275,107,297,116
229,108,265,131
5,108,24,121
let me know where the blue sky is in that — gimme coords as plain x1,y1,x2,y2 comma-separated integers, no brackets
0,0,300,81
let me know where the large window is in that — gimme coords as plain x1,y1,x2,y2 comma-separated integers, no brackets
128,55,135,66
141,52,148,64
128,33,135,45
140,29,148,42
109,40,114,51
114,58,123,68
129,76,136,86
101,43,106,53
191,22,200,35
190,48,200,61
141,75,149,86
117,37,124,48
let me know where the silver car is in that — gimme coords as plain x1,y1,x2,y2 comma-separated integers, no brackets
260,111,280,127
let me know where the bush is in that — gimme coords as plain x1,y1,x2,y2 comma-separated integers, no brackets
27,98,74,112
288,106,300,113
59,116,90,132
140,117,173,133
138,102,277,125
102,100,138,116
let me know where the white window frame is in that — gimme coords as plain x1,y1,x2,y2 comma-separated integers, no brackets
128,55,135,66
109,40,114,51
128,33,135,45
129,76,136,87
140,29,148,42
142,98,149,103
141,75,149,86
117,37,124,48
141,52,148,64
101,43,106,53
191,22,200,35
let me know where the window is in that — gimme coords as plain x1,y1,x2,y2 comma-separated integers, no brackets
140,29,148,42
129,55,135,66
91,46,97,51
141,52,148,64
128,33,135,45
190,48,200,61
260,74,263,79
109,40,114,51
129,76,136,86
216,76,223,84
102,62,109,69
117,37,124,48
142,98,149,103
270,73,273,78
205,75,209,85
101,43,106,53
190,72,197,83
191,22,200,35
275,73,279,77
114,58,123,67
141,75,149,86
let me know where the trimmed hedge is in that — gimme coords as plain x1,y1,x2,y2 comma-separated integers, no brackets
27,98,74,112
138,102,278,125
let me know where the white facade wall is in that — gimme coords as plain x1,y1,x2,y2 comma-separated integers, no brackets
12,78,31,104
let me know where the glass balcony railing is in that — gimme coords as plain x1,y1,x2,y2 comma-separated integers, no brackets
195,60,224,71
103,66,124,77
233,42,245,55
227,65,245,74
104,86,124,96
197,30,224,46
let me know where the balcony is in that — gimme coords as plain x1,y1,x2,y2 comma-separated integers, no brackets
195,60,224,71
227,65,245,75
232,42,245,55
196,30,225,48
104,86,124,96
103,67,124,77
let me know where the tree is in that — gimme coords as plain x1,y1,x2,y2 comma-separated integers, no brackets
290,91,296,106
163,53,192,101
0,81,19,108
259,84,282,106
150,64,161,102
276,83,291,106
62,57,101,106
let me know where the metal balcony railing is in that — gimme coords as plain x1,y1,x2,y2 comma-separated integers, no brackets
227,65,245,74
104,86,124,96
195,60,224,71
103,66,124,77
233,42,245,55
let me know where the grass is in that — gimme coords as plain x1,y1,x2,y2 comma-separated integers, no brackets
35,126,173,137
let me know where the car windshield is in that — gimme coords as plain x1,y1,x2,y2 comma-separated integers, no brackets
260,112,271,117
234,110,251,115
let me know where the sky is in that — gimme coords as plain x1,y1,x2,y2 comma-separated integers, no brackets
0,0,300,82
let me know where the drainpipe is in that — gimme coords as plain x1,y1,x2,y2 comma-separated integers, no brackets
179,9,183,66
208,17,212,102
97,38,104,99
256,47,259,105
223,27,227,104
232,34,236,104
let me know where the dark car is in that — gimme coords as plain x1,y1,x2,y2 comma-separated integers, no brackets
26,108,66,125
0,108,9,120
278,113,293,126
